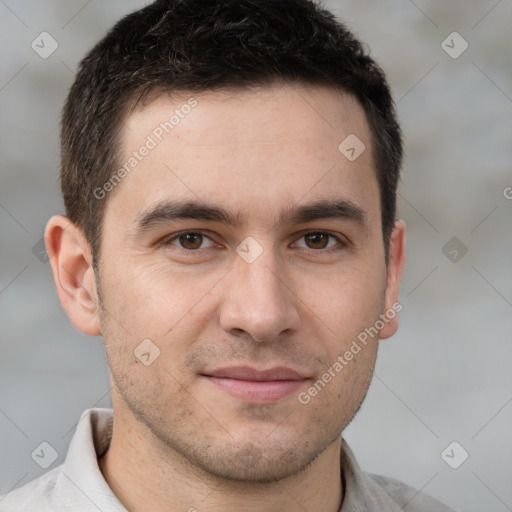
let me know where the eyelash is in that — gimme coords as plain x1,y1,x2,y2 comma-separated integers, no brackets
160,230,347,255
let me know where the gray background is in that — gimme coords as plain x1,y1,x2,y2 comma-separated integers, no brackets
1,1,511,510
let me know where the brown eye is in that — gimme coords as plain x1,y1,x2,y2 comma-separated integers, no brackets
165,232,215,251
294,231,343,251
178,233,203,249
304,232,330,249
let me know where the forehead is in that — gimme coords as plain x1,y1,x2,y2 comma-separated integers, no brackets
128,84,371,153
106,84,379,230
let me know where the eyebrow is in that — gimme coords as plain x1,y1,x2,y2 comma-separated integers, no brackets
132,198,368,234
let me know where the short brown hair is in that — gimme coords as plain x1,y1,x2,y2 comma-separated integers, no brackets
60,0,402,262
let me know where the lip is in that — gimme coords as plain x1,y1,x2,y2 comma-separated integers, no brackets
202,366,309,404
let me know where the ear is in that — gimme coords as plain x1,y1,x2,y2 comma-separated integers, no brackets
44,215,101,336
379,219,406,339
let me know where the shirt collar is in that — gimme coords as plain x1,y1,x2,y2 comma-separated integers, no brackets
58,408,126,511
339,437,402,511
57,407,402,512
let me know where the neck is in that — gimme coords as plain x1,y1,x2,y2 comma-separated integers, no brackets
98,407,343,512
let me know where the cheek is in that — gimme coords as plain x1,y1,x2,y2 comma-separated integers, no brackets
305,265,387,336
98,258,223,359
298,341,377,432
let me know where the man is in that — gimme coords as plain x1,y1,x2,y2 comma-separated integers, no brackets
1,0,456,510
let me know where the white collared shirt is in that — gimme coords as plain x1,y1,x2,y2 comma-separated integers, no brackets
0,408,455,511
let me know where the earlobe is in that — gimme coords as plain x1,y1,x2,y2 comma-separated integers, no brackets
379,219,406,340
44,215,102,336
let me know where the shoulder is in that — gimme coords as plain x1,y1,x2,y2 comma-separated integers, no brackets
0,465,65,512
363,471,458,512
339,439,457,512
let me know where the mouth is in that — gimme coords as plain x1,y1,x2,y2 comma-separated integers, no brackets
200,366,310,404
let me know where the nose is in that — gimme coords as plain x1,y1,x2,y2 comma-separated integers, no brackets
219,247,301,344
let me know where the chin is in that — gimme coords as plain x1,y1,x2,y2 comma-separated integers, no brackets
176,430,335,484
200,447,317,483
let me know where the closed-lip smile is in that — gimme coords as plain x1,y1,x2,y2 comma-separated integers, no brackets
202,366,309,404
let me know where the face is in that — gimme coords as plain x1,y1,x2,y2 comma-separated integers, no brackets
93,85,402,482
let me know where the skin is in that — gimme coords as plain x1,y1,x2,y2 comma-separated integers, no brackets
46,84,405,512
